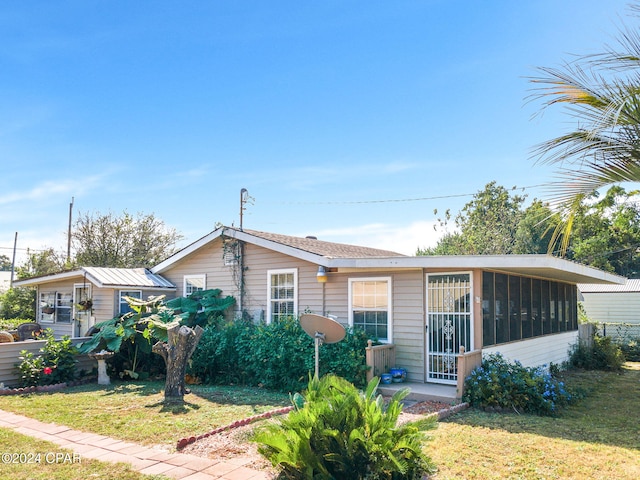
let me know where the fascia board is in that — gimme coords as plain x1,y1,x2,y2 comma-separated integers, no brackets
325,255,625,285
12,269,88,287
228,229,328,264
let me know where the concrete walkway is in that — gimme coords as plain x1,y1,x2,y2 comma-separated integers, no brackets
0,409,271,479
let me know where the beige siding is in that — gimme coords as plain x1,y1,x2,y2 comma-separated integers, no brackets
161,238,237,300
581,293,640,324
483,331,578,368
243,243,323,319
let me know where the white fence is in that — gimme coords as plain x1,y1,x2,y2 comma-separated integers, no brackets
0,337,94,387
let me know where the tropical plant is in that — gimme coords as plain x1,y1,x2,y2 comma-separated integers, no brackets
16,330,78,387
253,374,436,479
529,2,640,254
78,289,235,401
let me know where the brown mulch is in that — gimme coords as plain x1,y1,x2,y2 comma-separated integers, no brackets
181,399,456,474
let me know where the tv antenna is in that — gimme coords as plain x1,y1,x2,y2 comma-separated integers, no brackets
300,314,346,378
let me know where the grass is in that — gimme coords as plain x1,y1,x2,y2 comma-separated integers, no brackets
0,381,290,447
0,427,168,480
0,365,638,479
428,362,640,479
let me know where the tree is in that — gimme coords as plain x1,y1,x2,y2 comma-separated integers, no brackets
79,289,235,403
568,186,640,277
0,287,35,320
0,254,12,271
15,248,68,279
72,211,183,268
417,182,528,255
529,2,640,254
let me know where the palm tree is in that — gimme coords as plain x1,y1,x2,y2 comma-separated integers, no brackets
529,3,640,254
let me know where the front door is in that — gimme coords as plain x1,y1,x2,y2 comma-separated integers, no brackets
73,284,93,337
426,273,473,384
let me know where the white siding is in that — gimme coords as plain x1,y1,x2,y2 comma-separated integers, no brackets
483,331,578,368
581,293,640,325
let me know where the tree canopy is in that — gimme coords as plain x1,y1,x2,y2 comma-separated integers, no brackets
418,182,640,278
529,2,640,253
72,211,183,268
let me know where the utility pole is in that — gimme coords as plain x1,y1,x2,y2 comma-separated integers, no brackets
239,188,248,231
10,232,17,288
67,197,74,264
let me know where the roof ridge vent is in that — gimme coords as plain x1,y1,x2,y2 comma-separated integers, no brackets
306,236,318,240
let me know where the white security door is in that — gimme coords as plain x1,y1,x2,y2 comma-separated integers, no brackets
426,273,473,384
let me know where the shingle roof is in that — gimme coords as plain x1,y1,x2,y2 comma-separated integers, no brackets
242,228,406,258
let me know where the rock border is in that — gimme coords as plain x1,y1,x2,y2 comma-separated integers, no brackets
0,378,96,396
176,406,295,450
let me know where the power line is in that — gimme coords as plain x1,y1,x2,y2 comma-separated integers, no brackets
276,183,550,205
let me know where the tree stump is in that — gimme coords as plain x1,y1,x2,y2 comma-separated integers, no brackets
152,324,204,403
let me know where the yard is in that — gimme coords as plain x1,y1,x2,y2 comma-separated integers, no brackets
0,363,638,479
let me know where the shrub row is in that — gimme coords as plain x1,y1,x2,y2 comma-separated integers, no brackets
568,335,626,370
188,316,370,392
463,353,573,416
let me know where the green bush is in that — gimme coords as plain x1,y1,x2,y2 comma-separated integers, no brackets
463,353,573,416
188,316,370,392
0,318,33,330
569,335,626,370
16,330,78,387
620,338,640,361
253,374,436,479
0,287,36,320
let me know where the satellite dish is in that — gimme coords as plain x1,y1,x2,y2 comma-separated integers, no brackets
300,314,346,378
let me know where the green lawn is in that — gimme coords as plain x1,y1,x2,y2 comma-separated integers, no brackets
429,362,640,479
0,365,638,479
0,427,168,480
0,381,290,447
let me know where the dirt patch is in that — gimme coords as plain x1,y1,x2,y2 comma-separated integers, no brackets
181,400,454,474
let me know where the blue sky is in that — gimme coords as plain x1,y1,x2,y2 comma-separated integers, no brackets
0,0,632,264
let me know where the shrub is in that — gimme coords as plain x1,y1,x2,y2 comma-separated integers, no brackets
463,353,573,416
569,335,626,371
16,330,78,387
620,338,640,362
253,374,436,479
188,316,370,392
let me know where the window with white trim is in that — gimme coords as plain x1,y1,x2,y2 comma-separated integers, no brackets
267,269,297,323
39,292,56,323
184,274,206,297
119,290,142,315
349,277,392,342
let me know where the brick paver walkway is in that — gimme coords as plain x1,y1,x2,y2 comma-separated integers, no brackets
0,409,271,479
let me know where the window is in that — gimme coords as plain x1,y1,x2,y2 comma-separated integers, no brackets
119,290,142,315
349,277,392,342
184,274,206,297
56,292,72,323
482,272,578,347
39,292,56,323
267,269,297,323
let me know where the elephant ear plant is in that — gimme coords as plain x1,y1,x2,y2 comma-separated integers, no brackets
253,374,436,480
78,289,235,403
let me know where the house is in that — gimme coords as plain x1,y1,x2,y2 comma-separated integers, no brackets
151,226,623,393
578,279,640,325
13,267,176,338
13,226,624,399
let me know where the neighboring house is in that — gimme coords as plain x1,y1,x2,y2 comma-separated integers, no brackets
13,226,624,398
151,226,623,391
13,267,176,338
578,279,640,325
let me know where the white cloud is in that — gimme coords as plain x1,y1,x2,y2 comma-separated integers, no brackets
314,220,444,255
